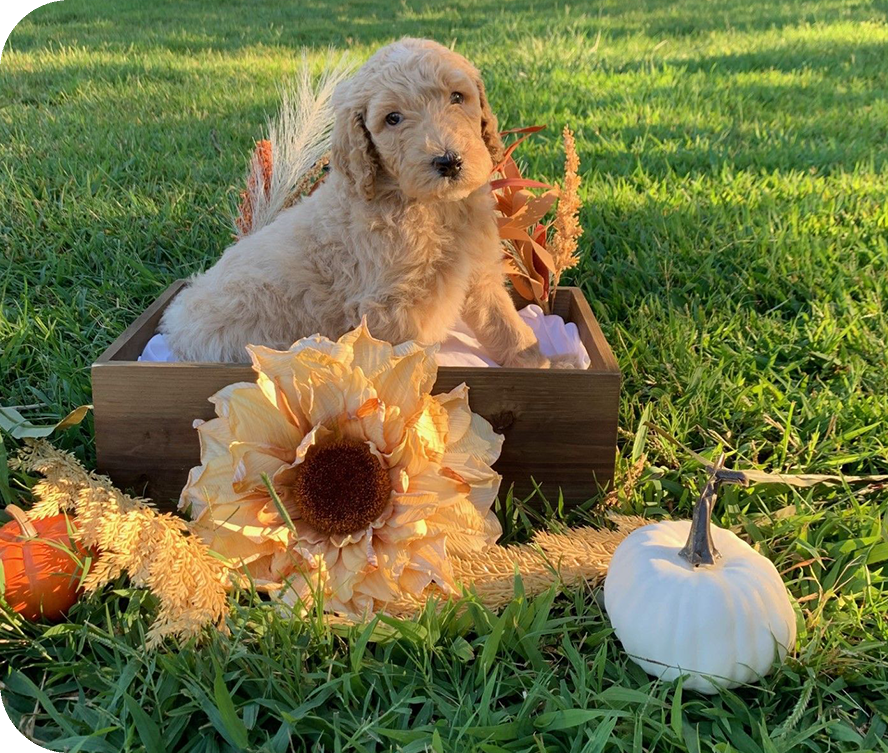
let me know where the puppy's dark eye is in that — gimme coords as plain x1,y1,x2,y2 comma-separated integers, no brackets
385,112,403,126
450,92,464,105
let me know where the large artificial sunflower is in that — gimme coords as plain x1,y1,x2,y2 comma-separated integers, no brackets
181,323,504,616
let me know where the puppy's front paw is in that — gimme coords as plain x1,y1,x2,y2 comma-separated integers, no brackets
504,345,549,369
549,353,588,370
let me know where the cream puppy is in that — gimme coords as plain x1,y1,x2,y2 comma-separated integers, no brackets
161,38,548,367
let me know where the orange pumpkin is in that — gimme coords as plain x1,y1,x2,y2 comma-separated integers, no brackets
0,505,86,621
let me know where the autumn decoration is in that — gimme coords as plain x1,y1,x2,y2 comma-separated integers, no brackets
494,125,583,312
180,321,507,616
604,458,797,693
0,504,86,621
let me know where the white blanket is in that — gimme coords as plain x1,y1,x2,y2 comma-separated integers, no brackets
139,305,590,368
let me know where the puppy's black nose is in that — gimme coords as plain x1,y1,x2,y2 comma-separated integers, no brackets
432,151,462,178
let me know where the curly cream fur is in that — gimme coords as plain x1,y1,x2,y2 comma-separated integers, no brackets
161,38,546,367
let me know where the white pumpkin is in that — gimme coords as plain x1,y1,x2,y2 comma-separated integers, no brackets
604,473,797,694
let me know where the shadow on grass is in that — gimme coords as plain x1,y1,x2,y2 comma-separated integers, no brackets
8,0,888,57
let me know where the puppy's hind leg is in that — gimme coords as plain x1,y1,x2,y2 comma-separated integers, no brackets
160,280,255,364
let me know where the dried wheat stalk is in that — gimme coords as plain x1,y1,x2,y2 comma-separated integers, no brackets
548,126,583,310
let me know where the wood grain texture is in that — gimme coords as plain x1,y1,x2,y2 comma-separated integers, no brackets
92,282,620,510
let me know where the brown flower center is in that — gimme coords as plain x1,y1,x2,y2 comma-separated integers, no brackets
291,438,392,535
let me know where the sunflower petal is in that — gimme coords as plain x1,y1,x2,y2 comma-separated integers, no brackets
337,318,395,378
353,568,399,602
230,442,290,493
373,349,437,418
181,452,240,511
410,395,449,462
196,416,235,459
437,384,503,466
227,386,303,452
427,498,502,555
208,381,255,419
408,535,456,592
388,492,439,525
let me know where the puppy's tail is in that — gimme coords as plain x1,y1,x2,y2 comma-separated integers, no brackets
234,50,354,238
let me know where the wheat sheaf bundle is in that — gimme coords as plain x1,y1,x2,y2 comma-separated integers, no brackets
257,518,645,620
13,441,230,647
549,126,583,301
375,515,647,618
234,52,353,239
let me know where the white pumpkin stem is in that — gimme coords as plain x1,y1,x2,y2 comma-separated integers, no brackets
679,453,725,567
5,504,39,539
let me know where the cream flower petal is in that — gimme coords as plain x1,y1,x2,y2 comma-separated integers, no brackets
288,333,353,362
339,397,392,451
195,416,234,458
426,498,502,556
408,465,466,504
408,535,456,592
290,517,329,547
386,426,433,480
388,492,439,526
373,349,437,419
327,527,369,549
208,498,289,546
227,386,303,451
229,442,290,493
273,424,332,475
316,369,377,425
328,555,363,604
247,344,344,422
208,381,256,420
442,454,503,513
182,452,243,510
339,540,372,573
353,569,399,602
375,518,428,544
201,529,281,568
300,372,348,428
372,540,413,580
398,566,434,597
336,318,395,378
437,384,503,466
393,340,429,359
409,395,449,462
382,405,407,452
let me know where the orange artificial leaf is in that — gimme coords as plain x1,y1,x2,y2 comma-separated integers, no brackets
493,125,547,174
490,177,555,192
511,191,558,227
235,139,274,238
498,224,540,242
499,125,547,137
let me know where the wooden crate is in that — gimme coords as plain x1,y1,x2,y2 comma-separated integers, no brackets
92,281,620,511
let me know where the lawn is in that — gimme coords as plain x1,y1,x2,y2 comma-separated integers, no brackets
2,0,888,749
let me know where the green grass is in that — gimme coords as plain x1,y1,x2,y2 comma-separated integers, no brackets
2,0,888,749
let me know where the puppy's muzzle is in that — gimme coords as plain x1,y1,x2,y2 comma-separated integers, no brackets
431,151,462,179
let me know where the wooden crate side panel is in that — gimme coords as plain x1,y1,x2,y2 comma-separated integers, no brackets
94,365,619,509
435,370,620,500
92,363,255,506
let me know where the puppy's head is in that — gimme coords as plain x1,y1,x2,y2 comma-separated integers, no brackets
331,38,504,202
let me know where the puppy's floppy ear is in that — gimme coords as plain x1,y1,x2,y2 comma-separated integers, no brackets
331,82,378,200
474,74,504,165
